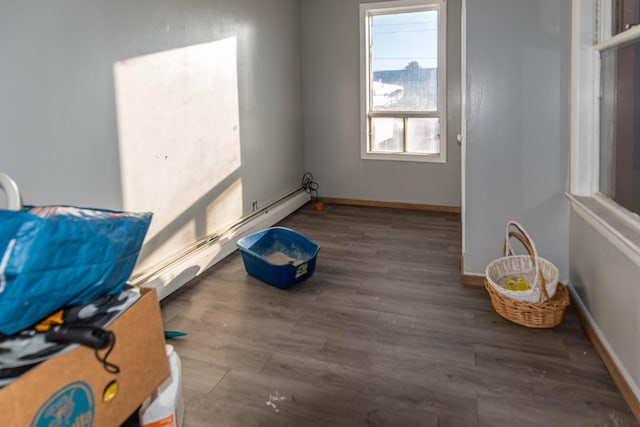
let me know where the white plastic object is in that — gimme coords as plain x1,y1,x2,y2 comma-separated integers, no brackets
139,344,184,427
0,172,22,211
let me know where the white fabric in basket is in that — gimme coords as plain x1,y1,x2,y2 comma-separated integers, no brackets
485,255,559,303
485,221,559,303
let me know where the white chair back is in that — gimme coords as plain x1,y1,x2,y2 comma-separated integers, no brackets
0,172,22,211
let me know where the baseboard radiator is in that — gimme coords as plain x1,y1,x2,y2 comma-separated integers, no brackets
130,188,310,300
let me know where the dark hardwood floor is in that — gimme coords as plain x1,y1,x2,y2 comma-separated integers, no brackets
160,203,638,427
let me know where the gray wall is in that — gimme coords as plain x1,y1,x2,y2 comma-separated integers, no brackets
300,0,461,207
0,0,303,270
570,204,640,394
464,0,571,279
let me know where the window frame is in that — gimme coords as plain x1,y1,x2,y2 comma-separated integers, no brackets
569,0,640,252
359,0,447,163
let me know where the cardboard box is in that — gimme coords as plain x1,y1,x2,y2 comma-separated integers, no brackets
0,287,170,427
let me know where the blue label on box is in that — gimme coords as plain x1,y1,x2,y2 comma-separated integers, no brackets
31,381,95,427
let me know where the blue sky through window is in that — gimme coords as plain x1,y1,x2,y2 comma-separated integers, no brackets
372,10,438,72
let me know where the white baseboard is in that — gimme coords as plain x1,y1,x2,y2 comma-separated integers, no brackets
568,282,640,415
131,189,310,300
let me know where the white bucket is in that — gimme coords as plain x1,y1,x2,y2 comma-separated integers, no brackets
139,344,184,427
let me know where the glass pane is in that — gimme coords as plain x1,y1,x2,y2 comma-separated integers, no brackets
612,0,640,36
371,10,438,112
371,117,403,152
407,118,439,154
599,39,640,215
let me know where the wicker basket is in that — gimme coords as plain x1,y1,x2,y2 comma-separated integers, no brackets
485,221,559,303
484,279,570,328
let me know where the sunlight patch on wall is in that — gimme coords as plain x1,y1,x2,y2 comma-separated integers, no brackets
136,177,242,274
205,178,243,234
114,37,242,272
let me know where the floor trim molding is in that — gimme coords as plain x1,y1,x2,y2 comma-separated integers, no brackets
321,197,461,214
569,285,640,423
459,256,485,286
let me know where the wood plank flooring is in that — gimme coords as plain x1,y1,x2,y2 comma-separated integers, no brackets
160,203,638,427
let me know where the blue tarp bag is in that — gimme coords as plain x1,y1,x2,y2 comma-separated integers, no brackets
0,206,152,335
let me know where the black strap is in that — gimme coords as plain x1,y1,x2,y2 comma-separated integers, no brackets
94,330,120,374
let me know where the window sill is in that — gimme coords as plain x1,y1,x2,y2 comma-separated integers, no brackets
361,151,447,163
566,192,640,263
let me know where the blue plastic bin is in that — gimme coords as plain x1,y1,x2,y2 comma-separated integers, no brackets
236,227,320,289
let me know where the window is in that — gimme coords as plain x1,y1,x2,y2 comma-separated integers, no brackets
360,0,447,162
596,0,640,216
599,37,640,214
571,0,640,219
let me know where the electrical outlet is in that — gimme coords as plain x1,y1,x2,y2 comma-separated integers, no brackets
252,201,258,212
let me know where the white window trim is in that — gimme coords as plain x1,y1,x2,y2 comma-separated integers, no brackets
359,0,447,163
569,0,640,257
